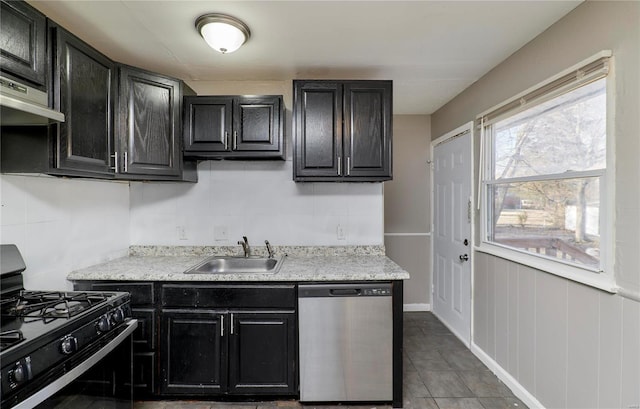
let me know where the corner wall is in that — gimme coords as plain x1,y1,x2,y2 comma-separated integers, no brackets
384,115,431,308
431,2,640,408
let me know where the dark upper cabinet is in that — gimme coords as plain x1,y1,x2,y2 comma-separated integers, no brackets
117,66,183,178
50,23,115,176
0,0,47,88
293,80,392,182
183,95,284,159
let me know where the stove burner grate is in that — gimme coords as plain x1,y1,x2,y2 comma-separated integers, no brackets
2,291,110,320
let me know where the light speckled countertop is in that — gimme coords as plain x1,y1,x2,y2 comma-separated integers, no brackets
67,246,410,282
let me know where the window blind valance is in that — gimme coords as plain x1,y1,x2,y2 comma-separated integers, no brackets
477,50,611,126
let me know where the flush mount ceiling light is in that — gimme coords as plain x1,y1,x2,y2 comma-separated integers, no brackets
195,13,251,54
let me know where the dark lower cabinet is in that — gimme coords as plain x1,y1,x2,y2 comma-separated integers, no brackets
72,281,298,399
160,283,297,397
74,281,158,397
161,310,226,395
228,312,296,395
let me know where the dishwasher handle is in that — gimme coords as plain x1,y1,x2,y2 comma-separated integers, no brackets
330,288,361,296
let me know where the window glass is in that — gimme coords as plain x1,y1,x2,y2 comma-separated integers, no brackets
493,79,606,179
484,78,606,272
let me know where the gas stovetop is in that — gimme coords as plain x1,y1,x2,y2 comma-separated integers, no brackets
0,290,127,354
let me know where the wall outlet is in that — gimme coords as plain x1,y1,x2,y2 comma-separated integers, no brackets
214,225,228,241
177,226,187,241
336,224,346,240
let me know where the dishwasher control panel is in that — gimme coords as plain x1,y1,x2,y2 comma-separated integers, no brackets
362,288,391,296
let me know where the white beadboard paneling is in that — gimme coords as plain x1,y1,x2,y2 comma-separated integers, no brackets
621,298,640,409
534,272,568,409
507,261,519,376
598,292,623,409
486,255,496,358
616,205,640,293
474,253,489,352
494,257,509,368
566,283,599,408
517,264,536,394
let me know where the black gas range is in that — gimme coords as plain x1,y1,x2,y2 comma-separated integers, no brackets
0,245,137,409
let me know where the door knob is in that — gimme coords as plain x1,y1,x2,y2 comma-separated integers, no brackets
459,254,469,262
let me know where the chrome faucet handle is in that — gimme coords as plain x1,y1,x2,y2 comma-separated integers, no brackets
265,240,274,258
238,236,250,257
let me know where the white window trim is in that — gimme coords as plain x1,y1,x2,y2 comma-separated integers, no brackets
476,51,616,294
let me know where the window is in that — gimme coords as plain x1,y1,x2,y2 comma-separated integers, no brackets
479,55,610,275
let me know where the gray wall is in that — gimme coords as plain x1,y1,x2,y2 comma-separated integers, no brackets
431,2,640,408
384,115,431,307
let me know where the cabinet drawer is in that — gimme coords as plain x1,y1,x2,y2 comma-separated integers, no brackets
132,308,156,350
162,284,296,309
90,282,154,306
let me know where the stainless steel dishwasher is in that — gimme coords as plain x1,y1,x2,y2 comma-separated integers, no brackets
298,283,393,402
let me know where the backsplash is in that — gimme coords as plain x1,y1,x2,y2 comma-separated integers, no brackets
129,160,384,247
0,174,130,290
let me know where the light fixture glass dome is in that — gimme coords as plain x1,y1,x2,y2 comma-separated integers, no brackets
196,14,250,54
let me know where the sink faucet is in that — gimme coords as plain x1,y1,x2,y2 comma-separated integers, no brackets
265,240,274,258
238,236,250,258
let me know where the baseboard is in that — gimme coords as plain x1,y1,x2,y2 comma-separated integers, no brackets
403,303,430,312
470,342,545,409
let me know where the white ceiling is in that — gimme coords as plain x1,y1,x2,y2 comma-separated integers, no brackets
28,0,582,114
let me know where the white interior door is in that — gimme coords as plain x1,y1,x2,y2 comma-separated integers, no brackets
432,125,472,345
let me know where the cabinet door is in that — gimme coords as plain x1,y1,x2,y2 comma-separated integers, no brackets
161,310,226,395
293,81,343,179
118,66,181,177
52,25,115,176
183,96,232,154
0,0,46,87
234,96,284,157
343,81,392,180
228,312,296,395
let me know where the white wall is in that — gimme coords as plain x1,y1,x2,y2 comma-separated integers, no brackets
431,2,640,408
129,160,383,246
0,175,130,290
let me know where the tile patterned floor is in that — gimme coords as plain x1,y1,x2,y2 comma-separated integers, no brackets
134,312,527,409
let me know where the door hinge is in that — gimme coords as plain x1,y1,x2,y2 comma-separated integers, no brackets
467,198,472,223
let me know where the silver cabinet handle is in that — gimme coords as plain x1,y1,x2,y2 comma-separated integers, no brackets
111,151,119,173
347,156,351,176
233,131,238,150
337,157,342,176
224,131,228,150
123,151,128,173
220,315,224,337
230,313,234,335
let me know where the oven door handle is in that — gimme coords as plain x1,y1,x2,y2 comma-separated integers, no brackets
14,319,138,409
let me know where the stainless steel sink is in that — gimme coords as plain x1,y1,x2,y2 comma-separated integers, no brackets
184,256,285,274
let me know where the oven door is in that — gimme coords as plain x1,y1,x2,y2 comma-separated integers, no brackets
15,319,137,409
